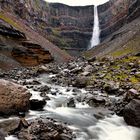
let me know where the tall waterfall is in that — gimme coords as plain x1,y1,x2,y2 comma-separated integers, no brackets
89,5,100,49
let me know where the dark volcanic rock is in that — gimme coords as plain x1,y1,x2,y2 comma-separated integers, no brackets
67,98,75,107
86,96,106,107
104,82,119,95
30,99,46,110
0,129,6,140
72,76,88,88
123,99,140,127
17,118,73,140
0,25,26,39
39,85,50,92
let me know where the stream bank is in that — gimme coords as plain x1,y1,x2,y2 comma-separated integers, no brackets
0,56,139,140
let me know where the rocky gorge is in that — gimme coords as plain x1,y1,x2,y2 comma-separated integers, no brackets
0,54,140,139
0,0,139,140
0,0,139,55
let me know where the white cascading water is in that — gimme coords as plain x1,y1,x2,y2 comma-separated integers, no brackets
3,73,140,140
89,5,100,49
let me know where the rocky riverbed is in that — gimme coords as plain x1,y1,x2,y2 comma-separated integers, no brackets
0,55,140,140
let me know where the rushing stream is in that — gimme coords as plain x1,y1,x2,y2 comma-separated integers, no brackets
3,74,140,140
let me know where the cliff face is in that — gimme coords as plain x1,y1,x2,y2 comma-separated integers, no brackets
0,0,94,52
98,0,140,41
0,18,53,69
48,3,94,51
0,0,139,56
0,0,73,69
83,0,140,58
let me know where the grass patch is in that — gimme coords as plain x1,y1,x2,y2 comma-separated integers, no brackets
111,47,132,57
111,35,140,57
0,12,19,29
130,76,139,84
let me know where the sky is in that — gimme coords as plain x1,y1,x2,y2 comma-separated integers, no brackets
46,0,109,6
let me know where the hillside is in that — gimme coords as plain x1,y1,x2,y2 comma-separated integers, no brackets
0,0,139,58
0,2,73,70
84,16,140,58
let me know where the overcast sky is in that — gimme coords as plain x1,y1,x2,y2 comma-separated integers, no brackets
46,0,109,6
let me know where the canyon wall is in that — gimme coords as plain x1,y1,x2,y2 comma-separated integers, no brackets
84,0,140,58
98,0,140,41
0,0,139,54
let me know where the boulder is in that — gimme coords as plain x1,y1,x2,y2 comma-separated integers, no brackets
87,96,106,107
67,98,75,107
17,118,73,140
39,85,50,92
30,99,46,110
0,79,31,116
84,65,93,73
123,99,140,127
124,89,140,101
0,129,6,140
104,82,119,95
0,119,20,133
72,76,88,88
87,57,96,62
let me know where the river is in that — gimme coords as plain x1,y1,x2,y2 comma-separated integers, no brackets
4,74,140,140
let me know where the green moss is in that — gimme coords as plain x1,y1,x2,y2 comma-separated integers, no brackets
0,12,19,29
52,29,61,37
130,76,139,84
34,0,49,10
34,0,40,8
111,65,120,69
111,36,140,57
111,47,132,57
122,56,139,63
48,35,70,48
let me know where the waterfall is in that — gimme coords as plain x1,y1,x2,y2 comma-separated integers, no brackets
89,5,100,49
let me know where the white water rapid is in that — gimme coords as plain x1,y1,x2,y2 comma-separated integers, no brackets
4,73,140,140
89,5,100,49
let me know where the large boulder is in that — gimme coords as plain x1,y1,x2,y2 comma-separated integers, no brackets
72,76,88,88
123,99,140,127
0,79,31,116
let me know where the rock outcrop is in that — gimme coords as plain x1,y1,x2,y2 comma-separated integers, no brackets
98,0,140,41
0,79,31,115
0,22,53,69
0,2,73,69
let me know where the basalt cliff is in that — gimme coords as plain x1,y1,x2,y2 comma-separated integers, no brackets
85,0,140,58
0,0,139,69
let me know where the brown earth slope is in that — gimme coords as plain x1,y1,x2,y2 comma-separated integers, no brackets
0,10,73,69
